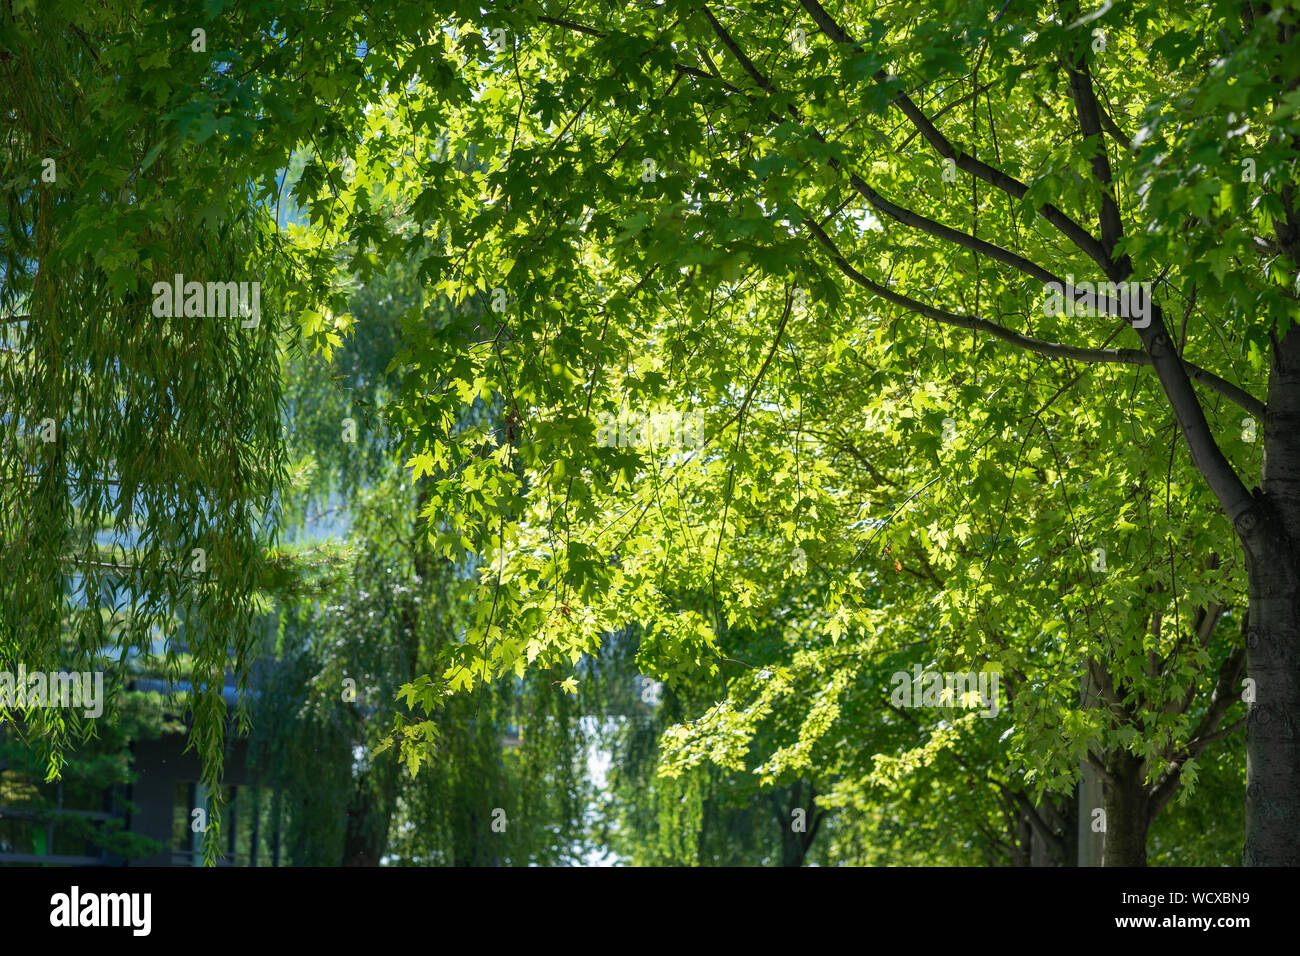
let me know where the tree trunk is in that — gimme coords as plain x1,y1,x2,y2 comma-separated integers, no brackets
1102,753,1149,867
1078,673,1105,866
780,829,805,867
1243,328,1300,865
1030,800,1071,866
774,779,821,866
341,769,387,867
778,781,806,867
1011,812,1031,867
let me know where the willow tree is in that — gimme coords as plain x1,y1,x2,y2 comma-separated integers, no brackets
0,2,291,860
0,0,413,863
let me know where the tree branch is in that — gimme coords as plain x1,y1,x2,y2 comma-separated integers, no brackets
1062,46,1258,539
803,218,1265,418
798,0,1114,271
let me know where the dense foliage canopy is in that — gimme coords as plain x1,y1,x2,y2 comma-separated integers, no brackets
3,0,1299,866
